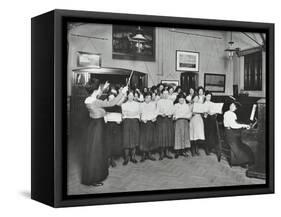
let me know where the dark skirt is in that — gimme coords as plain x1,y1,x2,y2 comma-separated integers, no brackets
123,118,140,149
140,121,158,151
105,122,123,158
81,118,108,185
225,129,255,166
156,116,174,148
204,115,219,149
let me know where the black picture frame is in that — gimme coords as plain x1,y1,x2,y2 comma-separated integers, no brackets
31,9,275,207
76,51,101,68
161,80,179,87
204,73,226,93
112,25,156,61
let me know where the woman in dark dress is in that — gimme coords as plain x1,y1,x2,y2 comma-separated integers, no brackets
104,87,126,167
223,102,255,167
139,92,158,162
81,81,128,186
156,89,175,160
203,91,220,157
121,90,140,165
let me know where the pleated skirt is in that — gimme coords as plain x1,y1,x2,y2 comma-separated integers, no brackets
140,121,158,151
190,114,205,141
225,129,255,166
156,116,174,148
81,118,108,185
105,122,123,157
174,119,191,150
123,118,140,149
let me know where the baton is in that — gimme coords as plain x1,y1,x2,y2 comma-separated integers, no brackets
126,70,134,87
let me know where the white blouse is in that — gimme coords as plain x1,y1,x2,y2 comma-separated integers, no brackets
173,103,192,120
121,101,140,119
140,102,158,121
104,112,122,123
204,101,215,113
168,93,177,102
186,95,192,103
156,99,174,116
223,111,242,129
197,95,205,103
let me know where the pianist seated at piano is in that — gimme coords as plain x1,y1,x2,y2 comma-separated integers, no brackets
223,102,255,168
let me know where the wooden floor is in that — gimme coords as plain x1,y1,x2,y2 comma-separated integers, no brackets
67,141,265,195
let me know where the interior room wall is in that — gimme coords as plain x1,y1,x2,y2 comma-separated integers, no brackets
67,23,263,97
231,32,266,97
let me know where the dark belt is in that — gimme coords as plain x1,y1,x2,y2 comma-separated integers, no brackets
225,127,241,131
142,120,155,123
158,116,172,119
176,118,189,121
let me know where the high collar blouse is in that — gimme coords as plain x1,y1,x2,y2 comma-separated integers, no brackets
173,102,192,120
85,92,124,119
121,100,140,119
156,98,174,116
140,101,158,121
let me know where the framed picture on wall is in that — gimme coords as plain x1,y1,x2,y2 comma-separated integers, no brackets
31,9,274,208
176,50,199,72
204,73,226,92
161,80,179,87
77,51,101,68
112,25,155,61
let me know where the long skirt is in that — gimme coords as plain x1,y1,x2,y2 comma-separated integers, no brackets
140,121,158,152
174,119,191,150
190,114,205,141
204,115,219,150
81,118,108,185
156,116,174,148
225,129,255,166
105,122,123,158
123,118,139,149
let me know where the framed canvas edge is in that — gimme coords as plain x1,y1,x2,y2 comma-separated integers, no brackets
49,9,275,207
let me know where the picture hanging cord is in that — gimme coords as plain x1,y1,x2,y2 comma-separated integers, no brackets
71,33,108,41
169,29,223,39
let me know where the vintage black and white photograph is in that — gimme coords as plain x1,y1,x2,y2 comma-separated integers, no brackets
66,22,267,196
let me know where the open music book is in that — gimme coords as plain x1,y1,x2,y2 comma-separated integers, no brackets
193,102,224,114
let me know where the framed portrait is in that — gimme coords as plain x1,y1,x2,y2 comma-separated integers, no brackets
112,25,155,61
77,51,101,68
161,80,179,87
176,50,199,72
204,73,226,93
31,9,274,207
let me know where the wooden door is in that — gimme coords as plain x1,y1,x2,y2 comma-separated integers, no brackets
180,72,198,93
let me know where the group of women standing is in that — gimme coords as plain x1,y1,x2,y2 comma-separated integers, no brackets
81,79,255,187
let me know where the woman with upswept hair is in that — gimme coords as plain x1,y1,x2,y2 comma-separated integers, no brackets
223,101,255,167
189,86,205,156
173,92,192,158
121,89,140,165
81,79,128,186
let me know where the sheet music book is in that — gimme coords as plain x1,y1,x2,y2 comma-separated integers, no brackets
193,103,208,113
193,102,224,114
209,103,224,114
